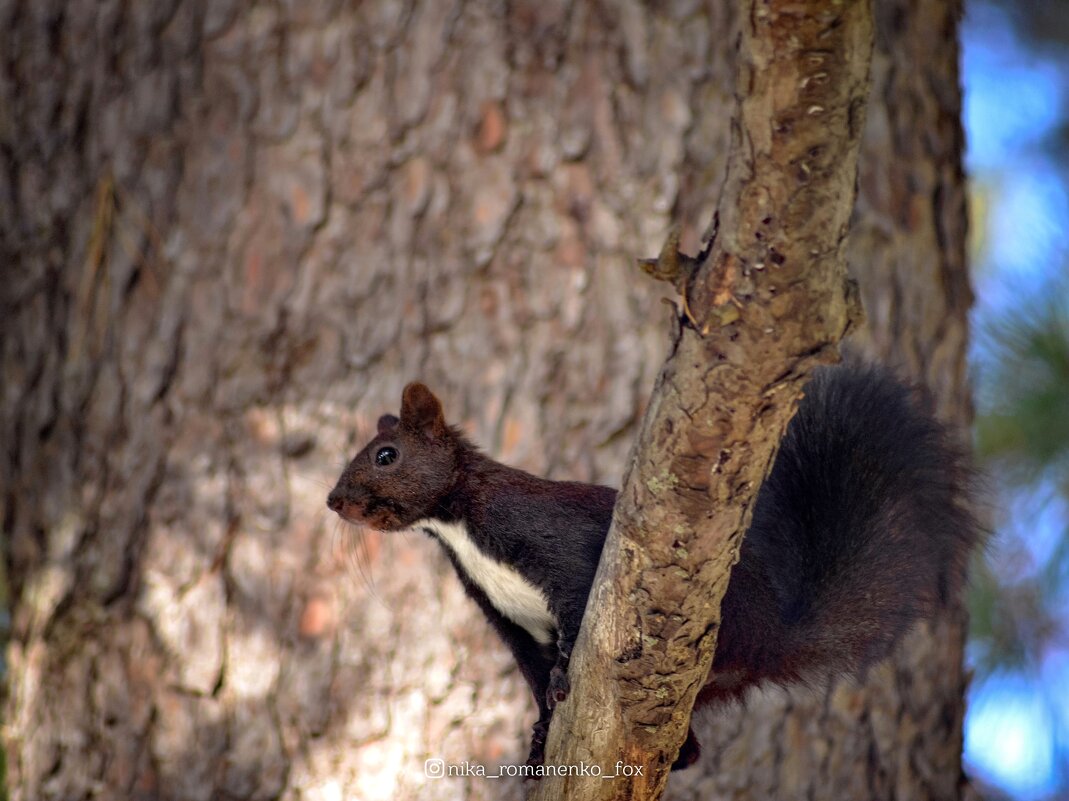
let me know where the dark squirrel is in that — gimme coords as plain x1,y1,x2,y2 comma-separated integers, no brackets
327,364,979,770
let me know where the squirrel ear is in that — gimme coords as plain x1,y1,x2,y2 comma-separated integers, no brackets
400,383,447,438
377,414,399,434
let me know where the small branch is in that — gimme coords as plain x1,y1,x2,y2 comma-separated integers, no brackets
528,2,873,799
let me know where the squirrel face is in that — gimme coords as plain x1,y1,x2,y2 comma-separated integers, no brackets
328,383,461,531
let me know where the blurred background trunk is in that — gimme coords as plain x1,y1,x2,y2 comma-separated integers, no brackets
0,1,969,800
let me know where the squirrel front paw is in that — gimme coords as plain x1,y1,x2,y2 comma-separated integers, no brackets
546,665,571,709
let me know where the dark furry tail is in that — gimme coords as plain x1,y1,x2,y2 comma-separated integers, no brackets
706,363,981,700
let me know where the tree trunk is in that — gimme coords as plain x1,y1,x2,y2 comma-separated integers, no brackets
0,2,970,801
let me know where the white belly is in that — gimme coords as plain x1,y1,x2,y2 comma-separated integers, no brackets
414,518,556,645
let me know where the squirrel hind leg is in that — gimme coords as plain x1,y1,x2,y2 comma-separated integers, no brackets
671,727,702,771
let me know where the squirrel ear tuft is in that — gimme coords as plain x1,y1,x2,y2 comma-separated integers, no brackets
400,383,447,437
377,414,399,434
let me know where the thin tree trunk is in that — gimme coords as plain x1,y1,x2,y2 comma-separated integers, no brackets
531,1,873,797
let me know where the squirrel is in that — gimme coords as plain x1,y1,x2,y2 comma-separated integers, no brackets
327,364,980,770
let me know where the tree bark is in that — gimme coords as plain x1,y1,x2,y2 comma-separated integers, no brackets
0,2,971,801
530,2,873,798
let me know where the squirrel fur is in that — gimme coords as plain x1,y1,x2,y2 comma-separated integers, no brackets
327,364,979,770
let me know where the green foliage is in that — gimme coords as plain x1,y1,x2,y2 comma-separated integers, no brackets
970,281,1069,678
975,291,1069,480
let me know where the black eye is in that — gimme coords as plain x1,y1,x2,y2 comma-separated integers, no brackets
375,446,399,467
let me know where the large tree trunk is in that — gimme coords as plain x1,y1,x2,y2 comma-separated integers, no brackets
0,2,970,801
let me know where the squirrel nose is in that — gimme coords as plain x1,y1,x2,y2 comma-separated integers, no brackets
327,490,344,512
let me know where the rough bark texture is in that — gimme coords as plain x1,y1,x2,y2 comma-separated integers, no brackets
530,1,873,798
0,2,970,801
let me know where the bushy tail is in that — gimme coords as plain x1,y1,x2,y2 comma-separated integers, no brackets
709,363,981,698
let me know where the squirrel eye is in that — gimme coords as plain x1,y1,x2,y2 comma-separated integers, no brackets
375,446,399,467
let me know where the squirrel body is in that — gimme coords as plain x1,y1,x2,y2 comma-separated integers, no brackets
328,364,979,769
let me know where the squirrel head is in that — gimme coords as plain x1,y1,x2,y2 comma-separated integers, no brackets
327,383,463,531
